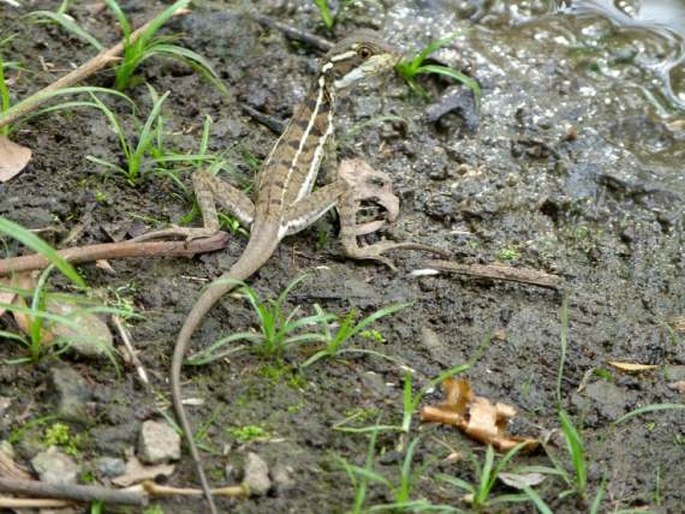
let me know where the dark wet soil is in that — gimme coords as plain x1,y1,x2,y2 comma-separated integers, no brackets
1,1,683,513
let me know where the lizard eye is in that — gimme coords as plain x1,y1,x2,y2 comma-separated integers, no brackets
356,46,373,59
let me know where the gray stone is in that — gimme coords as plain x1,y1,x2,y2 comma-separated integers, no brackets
583,380,632,421
50,367,93,423
138,420,180,464
243,452,271,496
92,423,139,454
359,372,389,399
0,396,11,417
31,446,80,484
95,456,126,477
48,299,114,359
271,462,295,493
664,365,685,382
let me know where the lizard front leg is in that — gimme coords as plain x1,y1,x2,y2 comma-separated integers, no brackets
132,170,255,241
337,159,450,269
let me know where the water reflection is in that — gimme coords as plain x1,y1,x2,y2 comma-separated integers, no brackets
558,0,685,109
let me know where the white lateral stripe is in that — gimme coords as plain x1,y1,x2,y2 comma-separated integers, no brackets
280,198,338,238
280,75,327,210
296,88,334,201
329,50,356,63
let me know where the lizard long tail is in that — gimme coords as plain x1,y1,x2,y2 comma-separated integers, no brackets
171,226,280,513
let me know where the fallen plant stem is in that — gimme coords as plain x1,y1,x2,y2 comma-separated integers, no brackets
0,232,229,275
252,14,333,52
112,314,150,387
425,260,562,289
0,9,186,129
142,480,247,498
0,478,147,506
0,497,70,508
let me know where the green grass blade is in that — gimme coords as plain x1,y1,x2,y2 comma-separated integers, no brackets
0,54,10,136
589,478,607,514
413,32,460,72
416,64,481,105
26,11,103,50
0,217,84,287
134,0,188,55
613,403,685,424
438,474,475,494
477,444,496,503
102,0,131,36
132,89,169,164
558,410,586,495
346,302,410,340
0,330,27,344
556,297,569,407
146,43,227,94
314,0,335,30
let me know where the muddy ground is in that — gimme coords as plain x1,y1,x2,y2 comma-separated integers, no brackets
1,1,684,513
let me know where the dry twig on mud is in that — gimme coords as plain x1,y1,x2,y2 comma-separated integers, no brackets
113,315,150,386
142,480,247,498
423,260,562,289
0,232,229,275
0,478,147,506
253,14,333,52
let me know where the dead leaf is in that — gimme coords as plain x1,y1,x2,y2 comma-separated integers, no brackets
112,456,175,487
7,274,114,358
0,277,18,316
498,472,546,489
420,378,538,451
668,381,685,394
667,316,685,333
0,443,33,480
608,361,658,372
0,135,32,182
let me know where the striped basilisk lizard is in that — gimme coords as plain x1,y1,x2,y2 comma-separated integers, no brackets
138,33,446,512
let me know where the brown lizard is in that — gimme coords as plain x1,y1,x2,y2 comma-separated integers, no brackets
137,33,445,512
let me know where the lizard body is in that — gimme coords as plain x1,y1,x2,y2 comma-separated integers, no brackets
153,35,403,513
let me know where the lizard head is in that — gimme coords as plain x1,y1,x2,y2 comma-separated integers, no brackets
322,32,401,90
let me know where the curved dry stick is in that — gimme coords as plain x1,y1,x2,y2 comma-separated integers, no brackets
0,232,229,275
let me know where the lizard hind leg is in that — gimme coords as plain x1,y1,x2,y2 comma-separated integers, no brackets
132,169,255,242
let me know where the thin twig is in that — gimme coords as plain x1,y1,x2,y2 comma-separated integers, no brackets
112,315,150,387
424,260,562,289
0,478,147,506
252,14,333,52
142,480,247,498
0,497,70,508
240,103,286,135
0,232,230,275
0,11,187,129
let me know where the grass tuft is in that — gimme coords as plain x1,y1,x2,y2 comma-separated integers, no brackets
396,32,481,105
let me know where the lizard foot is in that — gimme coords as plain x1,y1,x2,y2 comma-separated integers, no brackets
130,225,220,243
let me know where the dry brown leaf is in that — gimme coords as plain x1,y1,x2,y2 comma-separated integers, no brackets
0,444,33,480
667,316,685,333
608,361,658,372
668,381,685,394
6,275,113,357
0,135,32,182
498,471,546,489
0,277,18,316
421,378,539,451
